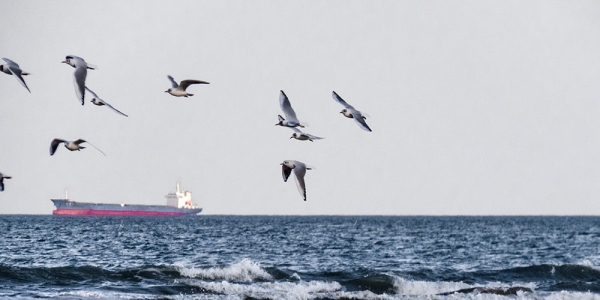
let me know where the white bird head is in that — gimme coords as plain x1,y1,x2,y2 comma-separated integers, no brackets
280,160,295,169
90,98,103,106
340,109,353,118
61,56,76,67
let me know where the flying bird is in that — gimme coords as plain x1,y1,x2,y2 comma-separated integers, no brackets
276,90,306,128
85,87,128,117
289,127,324,142
0,172,12,192
62,55,97,105
1,58,31,93
50,138,106,156
165,75,209,97
332,91,372,132
281,160,312,201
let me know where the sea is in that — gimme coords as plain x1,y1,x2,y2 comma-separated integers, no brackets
0,215,598,300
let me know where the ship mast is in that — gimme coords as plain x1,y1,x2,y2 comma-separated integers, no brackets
65,188,68,200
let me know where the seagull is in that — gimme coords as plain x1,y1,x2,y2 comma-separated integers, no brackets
281,160,312,201
276,90,306,128
62,55,97,105
289,127,324,142
1,58,31,93
85,87,128,117
332,91,372,132
0,172,12,192
50,138,106,156
165,75,209,97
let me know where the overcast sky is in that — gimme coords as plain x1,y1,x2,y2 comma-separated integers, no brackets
1,1,600,215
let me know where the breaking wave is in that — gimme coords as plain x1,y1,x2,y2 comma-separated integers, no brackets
175,259,274,282
2,261,600,299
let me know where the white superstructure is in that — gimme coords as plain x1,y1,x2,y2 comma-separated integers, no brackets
165,182,199,209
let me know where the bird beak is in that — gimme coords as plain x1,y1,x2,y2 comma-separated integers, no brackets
289,136,293,139
164,90,168,93
61,61,67,64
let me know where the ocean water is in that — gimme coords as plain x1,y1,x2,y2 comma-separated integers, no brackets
0,216,599,299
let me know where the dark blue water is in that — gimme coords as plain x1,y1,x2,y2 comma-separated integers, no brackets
0,216,598,299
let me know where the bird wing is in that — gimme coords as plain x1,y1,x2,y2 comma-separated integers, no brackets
279,90,300,125
85,87,128,117
281,164,293,182
179,79,210,90
289,127,302,134
98,100,128,117
0,173,8,192
351,110,372,132
2,58,17,65
3,58,30,93
50,139,66,156
332,91,355,110
306,133,324,140
292,162,307,201
84,86,99,99
79,140,106,156
73,64,87,105
167,75,179,89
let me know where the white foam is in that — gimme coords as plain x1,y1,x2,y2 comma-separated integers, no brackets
184,276,543,300
25,281,600,300
580,260,595,267
542,291,600,300
391,275,539,298
578,259,600,272
291,272,302,281
392,276,472,295
185,279,343,300
176,259,273,282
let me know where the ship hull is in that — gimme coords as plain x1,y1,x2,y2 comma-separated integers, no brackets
51,199,202,216
52,209,198,216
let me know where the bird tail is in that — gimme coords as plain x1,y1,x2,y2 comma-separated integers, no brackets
79,146,86,150
188,93,194,97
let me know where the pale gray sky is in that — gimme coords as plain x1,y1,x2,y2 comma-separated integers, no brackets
1,1,600,215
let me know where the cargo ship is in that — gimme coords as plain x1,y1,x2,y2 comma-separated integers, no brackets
51,182,202,216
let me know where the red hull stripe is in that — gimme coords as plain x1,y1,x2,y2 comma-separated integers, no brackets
53,209,195,216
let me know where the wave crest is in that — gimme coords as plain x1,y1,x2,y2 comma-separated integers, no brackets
176,259,273,282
